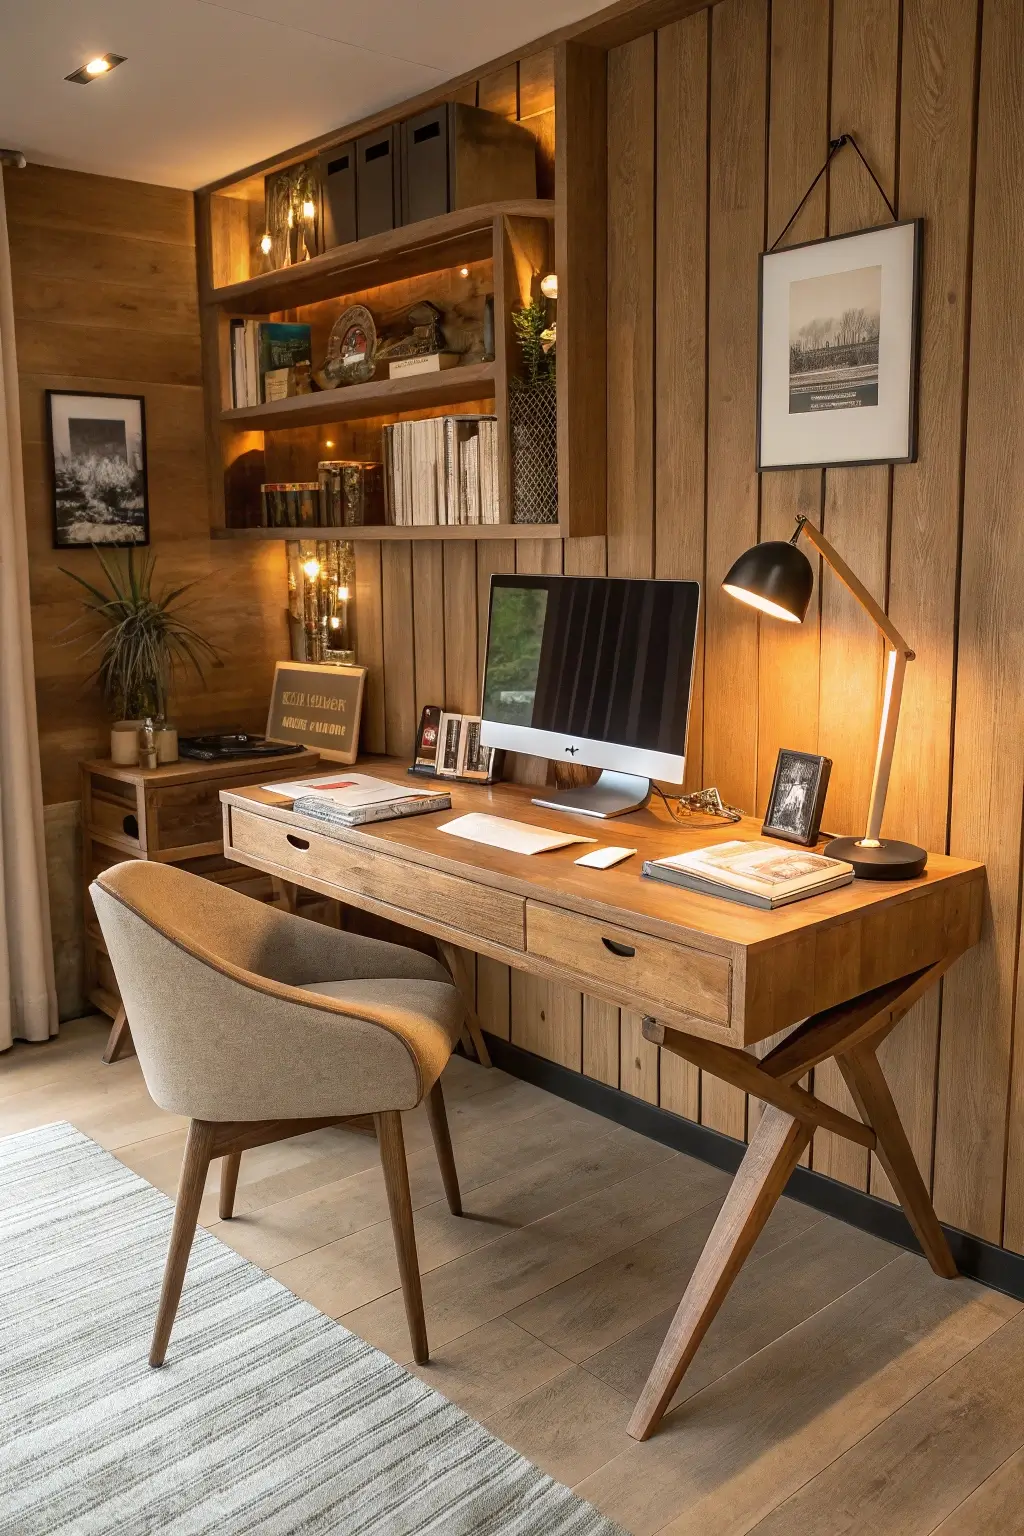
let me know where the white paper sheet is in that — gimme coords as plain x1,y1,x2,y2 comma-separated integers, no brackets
438,813,597,855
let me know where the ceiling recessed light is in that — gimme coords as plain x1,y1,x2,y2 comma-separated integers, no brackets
65,53,126,85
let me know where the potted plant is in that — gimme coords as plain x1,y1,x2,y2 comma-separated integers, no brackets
63,548,221,765
509,297,558,524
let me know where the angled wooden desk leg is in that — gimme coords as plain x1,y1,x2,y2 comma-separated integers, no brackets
837,1045,956,1277
627,1106,812,1440
629,962,960,1441
102,1006,135,1064
435,939,492,1068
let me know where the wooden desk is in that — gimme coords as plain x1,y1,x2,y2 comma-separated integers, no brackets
220,761,984,1440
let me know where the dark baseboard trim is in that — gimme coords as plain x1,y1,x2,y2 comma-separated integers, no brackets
481,1032,1024,1302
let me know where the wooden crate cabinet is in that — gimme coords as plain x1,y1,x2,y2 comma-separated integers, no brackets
81,752,320,1036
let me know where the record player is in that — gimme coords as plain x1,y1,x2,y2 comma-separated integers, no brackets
177,732,305,762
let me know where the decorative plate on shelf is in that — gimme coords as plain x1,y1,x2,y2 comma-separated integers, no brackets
316,304,378,389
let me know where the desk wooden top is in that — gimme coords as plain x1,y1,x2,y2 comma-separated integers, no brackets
221,760,984,1047
222,759,981,951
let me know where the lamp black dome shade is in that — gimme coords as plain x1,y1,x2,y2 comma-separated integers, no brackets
722,540,814,623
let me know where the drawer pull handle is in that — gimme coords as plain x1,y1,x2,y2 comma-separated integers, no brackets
601,937,636,958
286,834,310,851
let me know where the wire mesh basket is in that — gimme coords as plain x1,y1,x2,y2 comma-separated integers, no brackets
510,381,558,525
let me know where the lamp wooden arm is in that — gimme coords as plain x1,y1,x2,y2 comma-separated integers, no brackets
794,516,913,846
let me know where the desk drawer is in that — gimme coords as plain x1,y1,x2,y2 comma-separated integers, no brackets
525,901,731,1025
228,808,525,950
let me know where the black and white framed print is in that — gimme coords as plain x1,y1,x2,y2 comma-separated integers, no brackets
757,220,922,470
762,749,832,847
47,390,150,548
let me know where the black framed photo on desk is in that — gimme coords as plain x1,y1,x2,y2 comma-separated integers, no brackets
762,749,832,846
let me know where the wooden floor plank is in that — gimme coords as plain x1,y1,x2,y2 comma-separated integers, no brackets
574,1258,1018,1536
929,1445,1024,1535
481,1365,633,1489
271,1127,678,1318
340,1153,729,1363
407,1316,571,1421
583,1212,893,1413
507,1184,811,1364
748,1309,1024,1536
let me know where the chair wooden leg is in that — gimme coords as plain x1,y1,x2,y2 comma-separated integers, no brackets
102,1006,135,1064
219,1151,242,1220
627,1104,812,1441
837,1045,957,1278
150,1120,216,1368
436,940,492,1067
425,1080,462,1216
374,1109,429,1365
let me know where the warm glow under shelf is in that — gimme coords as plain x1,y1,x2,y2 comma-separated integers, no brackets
211,523,562,542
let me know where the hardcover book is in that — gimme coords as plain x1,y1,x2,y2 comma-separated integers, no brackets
643,839,854,910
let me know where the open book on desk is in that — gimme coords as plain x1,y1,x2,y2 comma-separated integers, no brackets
643,839,854,909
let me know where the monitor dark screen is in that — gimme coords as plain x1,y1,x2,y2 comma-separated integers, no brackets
481,575,700,755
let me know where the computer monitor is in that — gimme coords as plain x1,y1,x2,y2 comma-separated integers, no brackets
480,574,701,818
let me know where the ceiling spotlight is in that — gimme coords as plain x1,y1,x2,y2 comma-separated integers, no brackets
65,53,126,85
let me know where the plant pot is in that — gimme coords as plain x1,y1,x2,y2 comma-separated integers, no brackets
510,381,558,525
110,722,142,766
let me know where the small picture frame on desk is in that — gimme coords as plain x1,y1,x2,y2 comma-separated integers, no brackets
762,749,832,846
409,704,503,784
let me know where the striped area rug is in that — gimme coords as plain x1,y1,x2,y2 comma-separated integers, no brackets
0,1122,625,1536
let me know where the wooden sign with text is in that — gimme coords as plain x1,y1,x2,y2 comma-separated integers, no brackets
266,661,366,763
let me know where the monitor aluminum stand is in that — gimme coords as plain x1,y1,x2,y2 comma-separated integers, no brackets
531,770,652,819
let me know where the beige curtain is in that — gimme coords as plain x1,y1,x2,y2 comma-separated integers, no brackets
0,167,57,1050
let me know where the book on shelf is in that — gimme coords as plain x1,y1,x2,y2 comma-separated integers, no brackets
382,415,500,527
230,320,312,407
642,839,854,910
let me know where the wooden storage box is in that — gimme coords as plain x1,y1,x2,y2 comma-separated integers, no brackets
399,104,538,225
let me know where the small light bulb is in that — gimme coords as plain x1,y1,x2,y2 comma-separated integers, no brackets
85,57,111,75
302,558,321,581
337,585,350,602
329,616,341,630
302,198,316,220
540,272,558,300
259,231,272,255
459,266,470,278
324,440,334,449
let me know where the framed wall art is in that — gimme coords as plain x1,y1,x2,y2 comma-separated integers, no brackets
47,390,150,548
757,219,922,470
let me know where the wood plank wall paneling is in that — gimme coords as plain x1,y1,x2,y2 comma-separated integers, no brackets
19,9,1024,1260
5,162,288,804
325,2,1024,1258
937,0,1024,1248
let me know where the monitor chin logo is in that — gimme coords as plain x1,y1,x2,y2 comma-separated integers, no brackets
564,744,579,756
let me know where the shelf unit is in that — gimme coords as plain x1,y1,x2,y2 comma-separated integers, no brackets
194,45,608,543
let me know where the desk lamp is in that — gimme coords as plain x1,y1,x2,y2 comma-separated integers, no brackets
722,514,926,879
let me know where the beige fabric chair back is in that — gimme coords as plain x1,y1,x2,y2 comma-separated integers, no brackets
91,861,456,1121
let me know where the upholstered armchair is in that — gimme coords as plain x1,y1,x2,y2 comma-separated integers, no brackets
91,860,466,1368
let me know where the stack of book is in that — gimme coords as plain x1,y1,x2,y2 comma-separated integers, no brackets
281,772,451,828
382,415,500,526
231,320,311,407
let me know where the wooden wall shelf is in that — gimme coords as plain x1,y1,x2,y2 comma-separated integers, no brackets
210,199,555,313
221,362,496,430
211,522,561,542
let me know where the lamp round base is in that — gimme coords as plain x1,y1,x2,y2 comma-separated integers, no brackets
824,836,927,881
